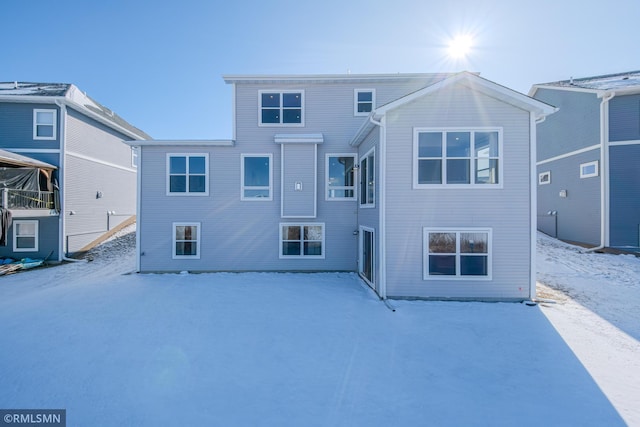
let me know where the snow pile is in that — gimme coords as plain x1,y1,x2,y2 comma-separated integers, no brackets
0,229,636,426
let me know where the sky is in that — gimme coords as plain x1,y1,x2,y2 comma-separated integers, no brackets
3,0,639,139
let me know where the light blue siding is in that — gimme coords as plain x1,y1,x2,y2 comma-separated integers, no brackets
281,144,316,218
537,150,601,246
384,85,532,300
0,216,59,260
609,94,640,142
0,102,61,151
533,89,600,160
64,108,137,253
609,144,640,247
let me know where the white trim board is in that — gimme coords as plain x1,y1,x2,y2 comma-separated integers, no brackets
536,144,600,166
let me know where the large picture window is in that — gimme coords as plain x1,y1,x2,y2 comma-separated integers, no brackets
359,149,375,207
259,91,304,126
242,154,272,200
167,154,208,195
33,109,57,140
173,223,200,259
326,154,356,200
414,129,501,187
423,228,491,279
13,220,38,252
280,223,324,258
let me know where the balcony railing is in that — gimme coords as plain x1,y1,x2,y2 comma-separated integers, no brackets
1,189,56,210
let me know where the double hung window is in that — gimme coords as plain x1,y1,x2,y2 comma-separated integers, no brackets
13,220,38,252
354,89,375,116
33,109,56,140
173,223,200,259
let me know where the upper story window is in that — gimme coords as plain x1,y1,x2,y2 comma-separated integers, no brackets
33,109,57,140
259,90,304,126
354,89,375,116
414,129,502,188
131,147,139,168
423,228,492,279
326,154,356,200
167,153,208,195
359,149,375,207
241,154,272,200
580,161,598,178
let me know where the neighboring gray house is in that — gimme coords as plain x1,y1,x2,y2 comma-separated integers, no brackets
531,71,640,251
129,72,555,301
0,82,150,262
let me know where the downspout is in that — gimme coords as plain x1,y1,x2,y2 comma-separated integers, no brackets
54,100,86,263
369,114,390,304
586,91,615,252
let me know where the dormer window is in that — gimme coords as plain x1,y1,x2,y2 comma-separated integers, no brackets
259,90,304,126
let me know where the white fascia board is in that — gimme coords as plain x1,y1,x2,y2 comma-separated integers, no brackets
274,133,324,144
125,139,235,147
222,73,455,85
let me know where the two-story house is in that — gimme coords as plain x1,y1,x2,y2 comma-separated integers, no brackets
531,71,640,251
0,82,150,262
129,71,555,301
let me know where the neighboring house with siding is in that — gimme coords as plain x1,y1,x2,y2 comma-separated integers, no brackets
531,71,640,251
0,82,150,262
129,71,555,301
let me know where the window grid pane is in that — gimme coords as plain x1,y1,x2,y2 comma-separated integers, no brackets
426,230,490,278
281,225,323,257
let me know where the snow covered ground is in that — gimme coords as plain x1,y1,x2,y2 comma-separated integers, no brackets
0,227,637,426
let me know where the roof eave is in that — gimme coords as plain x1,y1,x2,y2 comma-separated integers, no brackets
125,139,235,147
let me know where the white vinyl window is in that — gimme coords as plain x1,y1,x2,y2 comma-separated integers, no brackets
326,154,357,200
241,154,272,200
580,161,599,178
166,154,208,195
414,129,502,188
538,171,551,185
423,228,492,280
13,220,38,252
131,147,139,168
33,109,57,140
359,149,375,207
259,90,304,126
172,222,200,259
354,89,375,116
280,223,324,258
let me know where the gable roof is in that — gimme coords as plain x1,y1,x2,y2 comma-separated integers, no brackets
529,70,640,96
0,82,151,140
350,71,557,146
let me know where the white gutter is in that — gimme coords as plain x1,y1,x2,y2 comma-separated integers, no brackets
369,114,387,300
586,91,615,252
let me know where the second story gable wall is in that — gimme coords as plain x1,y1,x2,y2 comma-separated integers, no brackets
609,94,640,142
534,88,600,160
0,102,60,152
383,85,533,299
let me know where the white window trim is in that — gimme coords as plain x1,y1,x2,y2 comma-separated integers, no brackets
258,90,305,127
538,171,551,185
413,128,504,189
131,147,139,168
354,89,376,116
279,223,325,259
33,109,57,140
166,153,209,196
172,222,201,259
325,153,357,201
580,160,599,178
13,220,39,252
241,153,273,201
359,148,375,208
423,227,492,280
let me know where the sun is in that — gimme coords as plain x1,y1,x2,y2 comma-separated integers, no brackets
448,35,474,59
